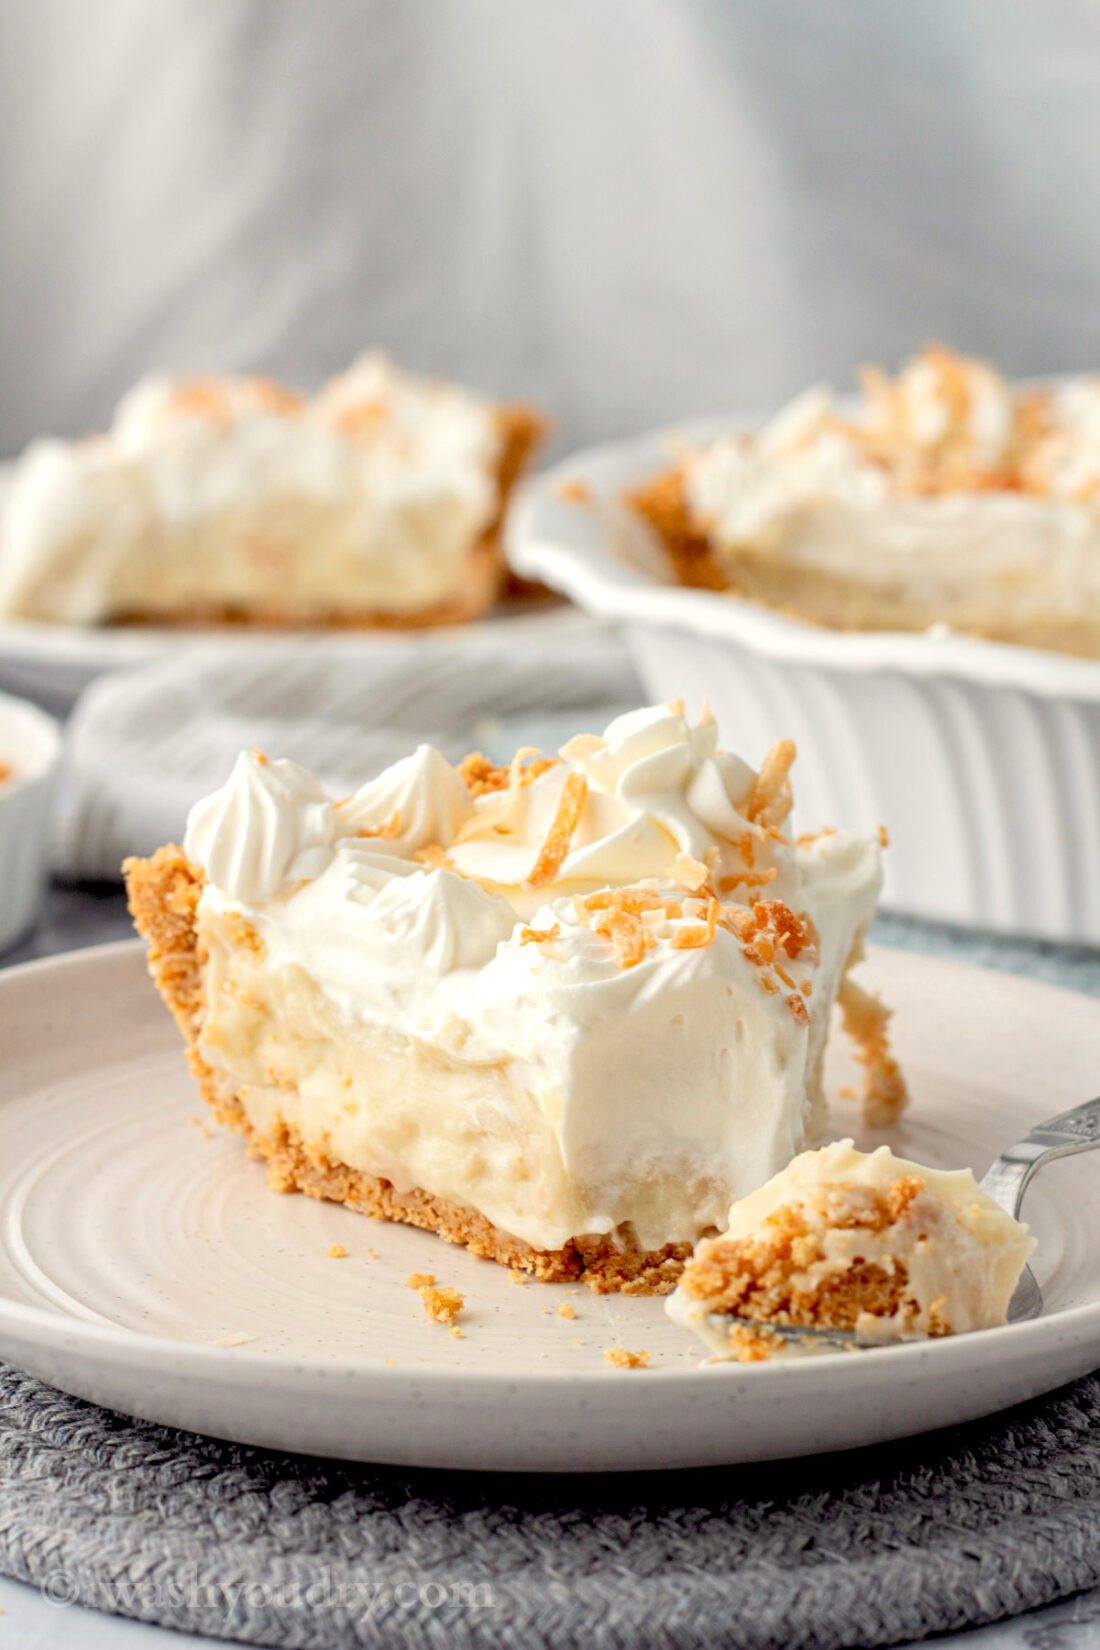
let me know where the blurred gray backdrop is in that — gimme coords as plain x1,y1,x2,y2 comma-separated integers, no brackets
2,0,1099,455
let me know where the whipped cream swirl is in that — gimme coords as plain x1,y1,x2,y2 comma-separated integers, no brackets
184,752,335,903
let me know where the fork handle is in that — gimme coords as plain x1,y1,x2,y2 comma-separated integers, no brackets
978,1096,1100,1220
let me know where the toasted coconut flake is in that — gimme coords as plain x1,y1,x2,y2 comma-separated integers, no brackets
458,748,559,799
520,923,560,945
526,772,588,889
334,400,386,438
719,905,757,940
731,899,821,1021
414,844,453,871
504,746,544,803
719,867,777,893
671,898,720,951
356,808,403,840
171,379,231,423
249,376,304,415
672,852,711,893
743,740,797,829
559,733,607,762
788,992,810,1026
577,884,697,967
754,900,819,962
584,885,664,915
878,824,890,848
595,909,653,969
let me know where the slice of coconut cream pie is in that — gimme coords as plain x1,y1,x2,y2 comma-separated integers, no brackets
0,352,543,628
126,703,905,1293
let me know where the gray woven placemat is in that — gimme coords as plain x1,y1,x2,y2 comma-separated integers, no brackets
3,1362,1100,1650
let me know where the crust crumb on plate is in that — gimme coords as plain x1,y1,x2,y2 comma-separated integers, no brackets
603,1345,650,1370
837,977,909,1126
406,1275,465,1327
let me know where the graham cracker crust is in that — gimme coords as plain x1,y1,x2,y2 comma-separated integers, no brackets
627,467,730,592
115,403,546,631
124,844,690,1294
679,1177,948,1361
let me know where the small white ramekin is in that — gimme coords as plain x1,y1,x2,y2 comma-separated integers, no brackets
0,691,62,952
508,421,1100,945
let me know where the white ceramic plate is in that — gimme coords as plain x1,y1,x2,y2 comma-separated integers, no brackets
0,603,584,717
2,941,1099,1473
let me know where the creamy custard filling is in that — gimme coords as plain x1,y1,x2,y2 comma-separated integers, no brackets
199,932,581,1250
177,704,901,1258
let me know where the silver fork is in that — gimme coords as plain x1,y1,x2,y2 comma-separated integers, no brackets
706,1096,1100,1351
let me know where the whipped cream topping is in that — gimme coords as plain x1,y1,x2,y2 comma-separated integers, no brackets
183,705,887,1253
1022,378,1100,502
877,350,1015,468
685,396,888,548
186,703,799,921
185,752,336,904
0,352,503,623
683,349,1100,558
667,1140,1036,1358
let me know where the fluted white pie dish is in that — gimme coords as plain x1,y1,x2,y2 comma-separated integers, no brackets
508,421,1100,943
0,690,61,952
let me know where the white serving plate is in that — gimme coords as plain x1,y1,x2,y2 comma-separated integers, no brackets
1,940,1099,1473
507,423,1100,943
0,602,587,718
